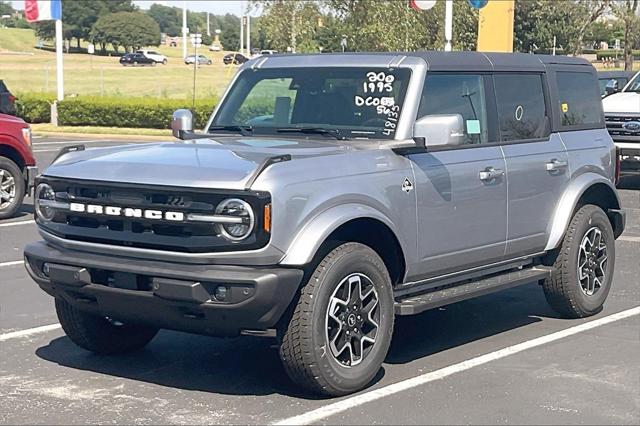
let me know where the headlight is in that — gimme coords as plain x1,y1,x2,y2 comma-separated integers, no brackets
215,198,254,241
35,183,56,221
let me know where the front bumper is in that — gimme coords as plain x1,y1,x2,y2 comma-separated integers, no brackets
26,165,38,193
24,241,303,337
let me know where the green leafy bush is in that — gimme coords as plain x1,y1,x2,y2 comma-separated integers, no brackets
596,50,640,61
16,94,53,123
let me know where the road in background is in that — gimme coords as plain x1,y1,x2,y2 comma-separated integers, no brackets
0,136,638,424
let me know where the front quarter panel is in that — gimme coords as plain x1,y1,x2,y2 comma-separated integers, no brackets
253,149,417,274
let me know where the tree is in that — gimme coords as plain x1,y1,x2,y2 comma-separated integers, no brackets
252,0,323,53
91,11,160,53
514,0,578,53
147,3,181,36
570,0,611,54
610,0,640,70
0,0,14,16
218,14,241,51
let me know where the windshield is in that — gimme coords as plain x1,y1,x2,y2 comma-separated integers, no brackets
212,67,412,139
624,73,640,92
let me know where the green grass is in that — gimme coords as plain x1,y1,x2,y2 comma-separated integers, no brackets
0,28,237,100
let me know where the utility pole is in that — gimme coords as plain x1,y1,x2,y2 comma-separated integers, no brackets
246,15,251,56
206,12,210,37
182,1,188,59
444,0,453,52
240,15,244,55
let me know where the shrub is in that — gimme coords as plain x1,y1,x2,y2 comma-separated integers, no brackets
15,94,53,123
55,96,217,129
596,50,640,61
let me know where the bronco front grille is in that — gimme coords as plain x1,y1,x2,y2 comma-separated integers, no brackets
38,178,271,253
605,114,640,141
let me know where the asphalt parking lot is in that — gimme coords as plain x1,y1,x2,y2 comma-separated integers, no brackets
1,136,639,425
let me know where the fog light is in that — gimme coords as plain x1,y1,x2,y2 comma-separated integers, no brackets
42,262,50,277
214,285,228,301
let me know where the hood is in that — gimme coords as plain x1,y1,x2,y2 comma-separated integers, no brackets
43,136,354,190
602,91,640,114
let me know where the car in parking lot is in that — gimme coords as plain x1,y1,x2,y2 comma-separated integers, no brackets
598,70,636,97
0,113,37,219
603,71,640,176
0,79,17,116
185,54,212,65
223,52,249,65
25,52,624,397
135,49,168,65
119,53,156,67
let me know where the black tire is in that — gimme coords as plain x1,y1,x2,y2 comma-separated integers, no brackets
55,298,158,355
162,59,168,65
0,157,25,220
542,204,615,318
279,242,394,396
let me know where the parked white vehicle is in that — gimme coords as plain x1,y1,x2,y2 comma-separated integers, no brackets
209,44,222,52
603,71,640,176
136,50,168,65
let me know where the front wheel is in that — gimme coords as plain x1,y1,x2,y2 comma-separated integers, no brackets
55,298,158,354
542,204,615,318
279,242,394,396
162,59,167,65
0,157,25,219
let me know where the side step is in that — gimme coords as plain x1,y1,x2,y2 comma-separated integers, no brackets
395,266,554,316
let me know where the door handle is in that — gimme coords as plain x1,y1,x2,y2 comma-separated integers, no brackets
479,167,505,181
546,159,568,172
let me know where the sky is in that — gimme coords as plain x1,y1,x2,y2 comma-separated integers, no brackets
10,1,248,16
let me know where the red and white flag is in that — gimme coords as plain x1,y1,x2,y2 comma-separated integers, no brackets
25,0,62,22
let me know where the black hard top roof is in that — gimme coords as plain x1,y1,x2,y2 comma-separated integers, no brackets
404,51,591,71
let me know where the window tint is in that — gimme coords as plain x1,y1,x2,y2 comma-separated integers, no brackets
494,74,549,141
418,74,488,145
556,72,603,127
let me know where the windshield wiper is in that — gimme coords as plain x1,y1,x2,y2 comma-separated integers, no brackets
207,125,253,136
276,127,348,140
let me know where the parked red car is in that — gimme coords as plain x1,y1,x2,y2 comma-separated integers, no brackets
0,113,37,219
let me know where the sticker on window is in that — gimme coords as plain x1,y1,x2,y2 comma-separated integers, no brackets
466,120,481,135
561,103,569,113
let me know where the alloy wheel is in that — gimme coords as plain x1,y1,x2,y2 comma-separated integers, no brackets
325,273,380,367
577,226,608,296
0,168,16,211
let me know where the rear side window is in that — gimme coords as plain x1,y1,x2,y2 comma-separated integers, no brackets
418,74,489,145
494,74,549,142
556,72,603,127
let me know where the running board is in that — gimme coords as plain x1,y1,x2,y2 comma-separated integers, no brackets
395,266,554,316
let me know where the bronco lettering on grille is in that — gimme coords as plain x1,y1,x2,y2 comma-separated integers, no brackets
69,202,184,221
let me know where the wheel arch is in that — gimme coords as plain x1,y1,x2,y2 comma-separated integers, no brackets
545,173,623,251
279,204,408,285
0,142,26,171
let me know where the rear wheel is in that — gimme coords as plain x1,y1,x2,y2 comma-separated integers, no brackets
542,204,615,318
55,298,158,355
0,157,25,220
279,243,394,396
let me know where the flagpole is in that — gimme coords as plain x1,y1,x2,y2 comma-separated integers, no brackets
55,18,64,101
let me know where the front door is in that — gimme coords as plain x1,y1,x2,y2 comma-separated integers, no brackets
408,73,508,280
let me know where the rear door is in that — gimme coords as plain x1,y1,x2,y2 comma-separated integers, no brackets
408,73,508,279
495,73,570,258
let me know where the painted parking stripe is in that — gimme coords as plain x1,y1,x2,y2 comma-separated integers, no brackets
0,260,24,268
273,306,640,426
0,219,35,228
0,323,61,342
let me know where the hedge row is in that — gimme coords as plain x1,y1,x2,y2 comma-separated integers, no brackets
16,94,218,129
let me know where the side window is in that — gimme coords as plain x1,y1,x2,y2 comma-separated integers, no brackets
418,74,488,145
494,74,549,142
556,71,603,127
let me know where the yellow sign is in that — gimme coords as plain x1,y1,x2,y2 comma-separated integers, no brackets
477,0,515,53
562,103,569,113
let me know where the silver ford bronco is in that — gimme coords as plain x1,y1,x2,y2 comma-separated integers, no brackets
25,52,625,396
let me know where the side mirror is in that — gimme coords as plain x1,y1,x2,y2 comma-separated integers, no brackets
171,109,193,139
605,79,619,96
413,114,465,149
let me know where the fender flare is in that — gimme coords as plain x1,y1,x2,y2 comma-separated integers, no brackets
279,203,407,267
545,173,621,251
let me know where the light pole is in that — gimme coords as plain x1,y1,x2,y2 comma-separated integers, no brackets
444,0,453,52
182,1,188,59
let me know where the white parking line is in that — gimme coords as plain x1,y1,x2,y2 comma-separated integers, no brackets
273,306,640,426
619,235,640,243
0,260,24,268
0,219,35,228
0,323,61,342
